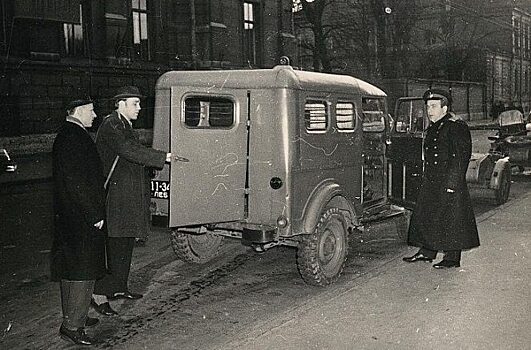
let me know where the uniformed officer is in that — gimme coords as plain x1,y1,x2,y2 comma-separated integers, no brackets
403,89,479,268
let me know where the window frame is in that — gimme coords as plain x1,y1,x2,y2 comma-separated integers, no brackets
243,1,260,66
361,97,386,133
335,101,357,133
132,0,150,60
182,95,237,130
304,99,329,134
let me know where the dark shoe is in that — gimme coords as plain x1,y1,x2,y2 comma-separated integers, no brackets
85,316,99,327
403,252,434,263
110,290,143,300
90,299,118,316
433,260,460,269
59,325,93,345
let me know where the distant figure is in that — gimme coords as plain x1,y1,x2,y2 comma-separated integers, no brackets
513,101,524,114
51,98,107,345
403,89,479,269
91,86,171,316
491,100,502,120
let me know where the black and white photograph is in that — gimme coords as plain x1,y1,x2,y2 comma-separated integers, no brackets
0,0,530,349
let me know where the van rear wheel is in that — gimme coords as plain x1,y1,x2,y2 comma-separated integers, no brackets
297,207,348,286
170,228,223,263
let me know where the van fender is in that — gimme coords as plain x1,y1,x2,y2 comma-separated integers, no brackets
490,156,511,190
301,180,361,235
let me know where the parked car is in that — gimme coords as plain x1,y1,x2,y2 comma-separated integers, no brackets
0,148,17,172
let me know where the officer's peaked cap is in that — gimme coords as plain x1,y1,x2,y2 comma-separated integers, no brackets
422,89,452,106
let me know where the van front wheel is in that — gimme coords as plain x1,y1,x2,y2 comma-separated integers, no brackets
297,207,348,286
170,228,223,264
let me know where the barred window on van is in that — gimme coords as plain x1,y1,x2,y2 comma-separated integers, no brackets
305,100,328,133
336,102,355,132
184,97,234,128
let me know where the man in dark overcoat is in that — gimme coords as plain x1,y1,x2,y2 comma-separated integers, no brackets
52,98,107,345
403,89,479,269
91,86,170,314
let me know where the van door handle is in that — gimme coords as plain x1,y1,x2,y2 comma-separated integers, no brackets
174,155,190,162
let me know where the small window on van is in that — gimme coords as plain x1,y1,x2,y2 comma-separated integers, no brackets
184,97,234,128
305,100,328,133
362,97,385,132
336,102,355,132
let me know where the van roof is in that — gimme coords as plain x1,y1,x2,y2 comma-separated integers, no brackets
156,65,386,97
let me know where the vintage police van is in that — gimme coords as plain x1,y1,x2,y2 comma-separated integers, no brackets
151,64,406,286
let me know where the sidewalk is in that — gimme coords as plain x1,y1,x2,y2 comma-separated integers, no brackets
220,192,531,350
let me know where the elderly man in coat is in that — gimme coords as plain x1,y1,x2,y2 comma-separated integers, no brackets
91,86,171,315
52,98,107,345
403,89,480,269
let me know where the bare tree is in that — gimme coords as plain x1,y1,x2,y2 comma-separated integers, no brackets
294,0,419,80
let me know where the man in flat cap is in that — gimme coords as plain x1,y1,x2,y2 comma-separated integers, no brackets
403,89,479,268
91,86,171,315
52,98,107,345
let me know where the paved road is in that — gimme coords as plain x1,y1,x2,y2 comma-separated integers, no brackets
1,128,530,349
1,176,530,349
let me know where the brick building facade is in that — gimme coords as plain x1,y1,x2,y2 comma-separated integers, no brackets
0,0,296,137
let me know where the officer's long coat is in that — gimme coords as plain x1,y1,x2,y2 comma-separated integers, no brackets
96,111,166,238
407,114,480,251
51,121,107,281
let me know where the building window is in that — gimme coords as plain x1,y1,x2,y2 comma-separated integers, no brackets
184,97,234,128
63,5,84,57
243,1,259,66
305,100,328,133
132,0,150,60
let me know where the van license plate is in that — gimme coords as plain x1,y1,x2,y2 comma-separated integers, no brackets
151,180,170,199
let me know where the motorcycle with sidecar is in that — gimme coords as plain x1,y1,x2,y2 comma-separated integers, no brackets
489,109,531,174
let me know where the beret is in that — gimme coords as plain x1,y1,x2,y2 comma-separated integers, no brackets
66,98,93,111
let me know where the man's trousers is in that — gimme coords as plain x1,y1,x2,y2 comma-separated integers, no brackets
94,237,135,297
60,280,95,330
419,247,462,262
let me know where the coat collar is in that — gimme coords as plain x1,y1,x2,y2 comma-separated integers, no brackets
119,113,133,129
66,116,88,132
428,113,451,130
109,110,133,129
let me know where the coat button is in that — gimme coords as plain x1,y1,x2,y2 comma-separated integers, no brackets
434,161,438,164
434,153,438,157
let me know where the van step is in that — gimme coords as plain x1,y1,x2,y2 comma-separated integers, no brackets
360,205,406,224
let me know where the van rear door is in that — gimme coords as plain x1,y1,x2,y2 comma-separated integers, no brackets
169,88,248,227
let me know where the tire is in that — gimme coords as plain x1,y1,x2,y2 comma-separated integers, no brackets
495,168,511,205
296,207,349,286
170,228,223,263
